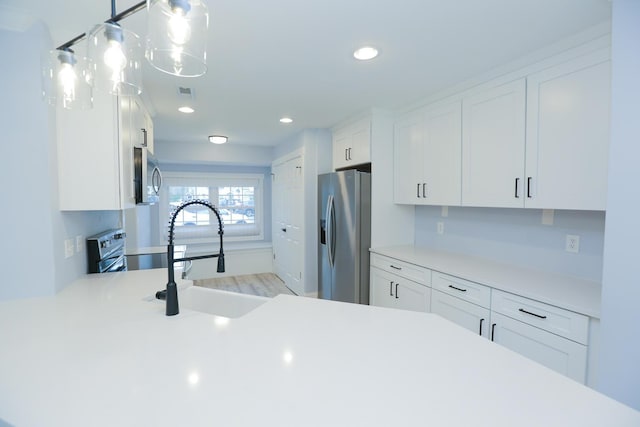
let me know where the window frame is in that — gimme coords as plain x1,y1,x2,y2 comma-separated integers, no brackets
158,171,265,244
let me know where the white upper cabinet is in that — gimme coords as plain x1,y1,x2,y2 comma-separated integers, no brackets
333,117,371,169
461,78,526,208
57,92,142,211
394,100,462,205
524,50,611,210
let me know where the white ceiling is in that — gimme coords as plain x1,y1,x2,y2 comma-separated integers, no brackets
3,0,611,147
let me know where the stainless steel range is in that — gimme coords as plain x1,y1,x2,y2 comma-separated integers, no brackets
86,229,127,273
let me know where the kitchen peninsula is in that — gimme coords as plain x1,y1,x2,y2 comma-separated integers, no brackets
0,269,638,426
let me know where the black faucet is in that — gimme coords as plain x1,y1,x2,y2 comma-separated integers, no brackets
156,199,225,316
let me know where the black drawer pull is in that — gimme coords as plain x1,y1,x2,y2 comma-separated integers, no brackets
390,265,402,270
479,318,484,336
491,323,496,341
518,308,547,319
448,285,467,292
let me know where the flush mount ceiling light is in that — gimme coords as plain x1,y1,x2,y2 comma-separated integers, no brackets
209,135,228,144
279,117,293,124
353,46,379,61
41,0,209,109
178,106,194,113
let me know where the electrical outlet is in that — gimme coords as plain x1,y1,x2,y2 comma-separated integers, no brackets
437,222,444,235
76,235,84,253
565,235,580,253
64,239,75,258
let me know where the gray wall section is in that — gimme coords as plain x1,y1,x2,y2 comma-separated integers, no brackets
414,206,605,282
598,0,640,410
0,23,121,300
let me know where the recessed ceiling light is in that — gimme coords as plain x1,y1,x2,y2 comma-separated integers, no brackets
208,135,228,144
178,106,195,113
353,46,379,61
280,117,293,124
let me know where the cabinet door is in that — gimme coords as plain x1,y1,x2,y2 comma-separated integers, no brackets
349,121,371,165
332,129,351,170
394,278,431,313
370,267,430,313
462,79,526,208
525,50,610,210
393,110,424,204
333,118,371,169
422,101,462,205
432,289,490,338
370,267,398,309
491,312,587,384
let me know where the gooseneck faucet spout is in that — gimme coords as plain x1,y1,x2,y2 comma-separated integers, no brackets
157,199,225,316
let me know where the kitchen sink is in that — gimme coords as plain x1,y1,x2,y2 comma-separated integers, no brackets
152,285,269,318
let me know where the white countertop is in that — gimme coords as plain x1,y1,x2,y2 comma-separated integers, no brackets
1,269,637,426
371,245,602,318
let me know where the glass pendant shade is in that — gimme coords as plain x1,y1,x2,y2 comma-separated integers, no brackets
87,22,143,96
146,0,209,77
42,49,94,110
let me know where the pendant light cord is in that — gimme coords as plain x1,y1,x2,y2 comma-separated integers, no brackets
56,0,146,50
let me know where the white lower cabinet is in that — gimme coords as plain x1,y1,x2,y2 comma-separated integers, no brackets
431,289,491,338
369,254,431,313
490,312,587,383
490,289,588,384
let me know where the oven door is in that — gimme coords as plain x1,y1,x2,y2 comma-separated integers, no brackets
99,254,127,273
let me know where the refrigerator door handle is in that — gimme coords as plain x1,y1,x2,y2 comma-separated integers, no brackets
326,195,335,267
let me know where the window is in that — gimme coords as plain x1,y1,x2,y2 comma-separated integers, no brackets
160,172,264,243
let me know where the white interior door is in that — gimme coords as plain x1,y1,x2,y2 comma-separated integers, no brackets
272,155,305,295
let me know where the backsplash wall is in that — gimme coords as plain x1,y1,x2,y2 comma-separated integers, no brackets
414,206,605,282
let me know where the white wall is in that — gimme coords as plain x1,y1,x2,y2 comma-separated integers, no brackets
0,23,121,300
598,0,640,410
415,207,605,282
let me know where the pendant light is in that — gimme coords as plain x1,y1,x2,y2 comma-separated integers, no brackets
146,0,209,77
87,20,143,96
42,48,93,109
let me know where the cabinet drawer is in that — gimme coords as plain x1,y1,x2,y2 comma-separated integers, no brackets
491,289,588,345
432,272,491,308
370,253,431,285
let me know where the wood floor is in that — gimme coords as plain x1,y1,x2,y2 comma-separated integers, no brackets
194,273,296,298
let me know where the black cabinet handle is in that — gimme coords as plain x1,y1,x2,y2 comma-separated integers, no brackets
518,308,547,319
390,265,402,270
479,318,484,336
417,183,421,198
345,148,349,161
448,284,467,292
514,177,520,198
141,128,148,147
491,323,496,341
527,177,532,198
348,148,352,160
395,282,399,299
422,183,426,198
389,281,394,296
281,228,287,233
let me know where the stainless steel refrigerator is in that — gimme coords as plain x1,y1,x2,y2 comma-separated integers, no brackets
318,170,371,304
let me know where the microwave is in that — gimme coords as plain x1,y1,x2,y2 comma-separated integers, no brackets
134,146,162,205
